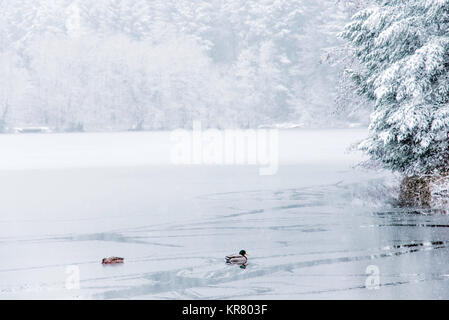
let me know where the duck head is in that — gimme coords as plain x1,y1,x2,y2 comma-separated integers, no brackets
239,250,248,256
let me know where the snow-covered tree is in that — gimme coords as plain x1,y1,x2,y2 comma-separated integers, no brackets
0,53,29,131
322,0,373,126
342,0,449,175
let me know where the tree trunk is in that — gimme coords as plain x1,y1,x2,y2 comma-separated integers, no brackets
399,176,432,207
399,173,449,210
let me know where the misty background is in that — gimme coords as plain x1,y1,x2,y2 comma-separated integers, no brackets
0,0,369,132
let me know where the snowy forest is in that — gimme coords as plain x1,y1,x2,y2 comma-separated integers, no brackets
0,0,370,132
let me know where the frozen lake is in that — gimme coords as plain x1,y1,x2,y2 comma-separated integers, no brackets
1,129,449,299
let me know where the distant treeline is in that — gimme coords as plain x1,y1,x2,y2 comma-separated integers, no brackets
0,0,368,132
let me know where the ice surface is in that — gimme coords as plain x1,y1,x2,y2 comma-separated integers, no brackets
1,129,449,299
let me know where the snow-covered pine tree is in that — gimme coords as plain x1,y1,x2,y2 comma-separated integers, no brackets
341,0,449,176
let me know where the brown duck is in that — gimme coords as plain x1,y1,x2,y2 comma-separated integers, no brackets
102,256,124,264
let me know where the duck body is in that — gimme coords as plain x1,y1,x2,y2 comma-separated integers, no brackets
225,250,248,265
225,255,247,264
102,256,124,264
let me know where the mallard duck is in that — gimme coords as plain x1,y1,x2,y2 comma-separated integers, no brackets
225,250,248,265
102,256,124,264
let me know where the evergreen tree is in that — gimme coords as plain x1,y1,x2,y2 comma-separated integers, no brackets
342,0,449,175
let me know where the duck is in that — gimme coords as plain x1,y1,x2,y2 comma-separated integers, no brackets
225,250,248,266
102,256,124,264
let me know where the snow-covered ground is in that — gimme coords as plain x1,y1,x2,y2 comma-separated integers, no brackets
1,129,449,299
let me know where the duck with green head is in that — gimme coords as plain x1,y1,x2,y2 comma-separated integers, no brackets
225,250,248,266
